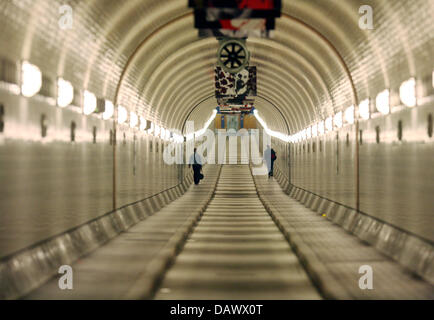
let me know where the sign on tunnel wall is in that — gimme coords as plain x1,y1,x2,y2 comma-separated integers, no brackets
215,113,257,129
215,66,257,100
194,12,275,30
189,0,281,10
190,0,281,38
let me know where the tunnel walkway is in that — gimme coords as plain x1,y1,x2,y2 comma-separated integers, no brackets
22,164,434,300
24,165,221,299
254,170,434,299
154,165,320,300
1,0,433,303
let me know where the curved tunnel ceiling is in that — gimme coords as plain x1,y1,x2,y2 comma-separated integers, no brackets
0,0,432,134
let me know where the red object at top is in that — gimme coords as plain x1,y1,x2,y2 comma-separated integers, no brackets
236,0,275,9
220,19,239,30
204,0,275,10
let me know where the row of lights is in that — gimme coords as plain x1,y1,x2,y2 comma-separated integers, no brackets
23,61,419,144
254,77,420,143
20,61,187,143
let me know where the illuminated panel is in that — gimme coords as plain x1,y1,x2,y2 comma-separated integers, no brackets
334,111,343,128
344,105,355,124
57,78,73,108
359,99,370,120
139,116,147,131
325,116,333,131
376,89,390,115
400,78,416,107
103,100,114,120
117,106,128,124
83,90,97,115
318,121,325,135
130,112,138,128
21,61,42,97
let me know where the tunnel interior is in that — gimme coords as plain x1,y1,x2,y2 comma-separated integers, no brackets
0,0,433,300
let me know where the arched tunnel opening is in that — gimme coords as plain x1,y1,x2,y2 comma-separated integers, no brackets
0,0,433,304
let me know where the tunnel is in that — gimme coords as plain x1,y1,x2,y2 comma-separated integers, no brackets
0,0,433,302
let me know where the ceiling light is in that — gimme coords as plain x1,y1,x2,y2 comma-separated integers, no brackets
312,123,318,137
57,78,73,107
21,61,42,97
154,124,160,137
334,111,343,128
376,89,390,115
139,116,147,131
83,90,97,115
306,126,312,139
359,99,370,120
344,105,355,124
399,78,416,107
117,106,128,124
318,121,325,134
325,116,333,131
103,100,114,120
147,122,154,134
129,112,138,128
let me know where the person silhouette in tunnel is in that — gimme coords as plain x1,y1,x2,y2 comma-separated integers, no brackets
263,145,277,178
189,148,204,185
